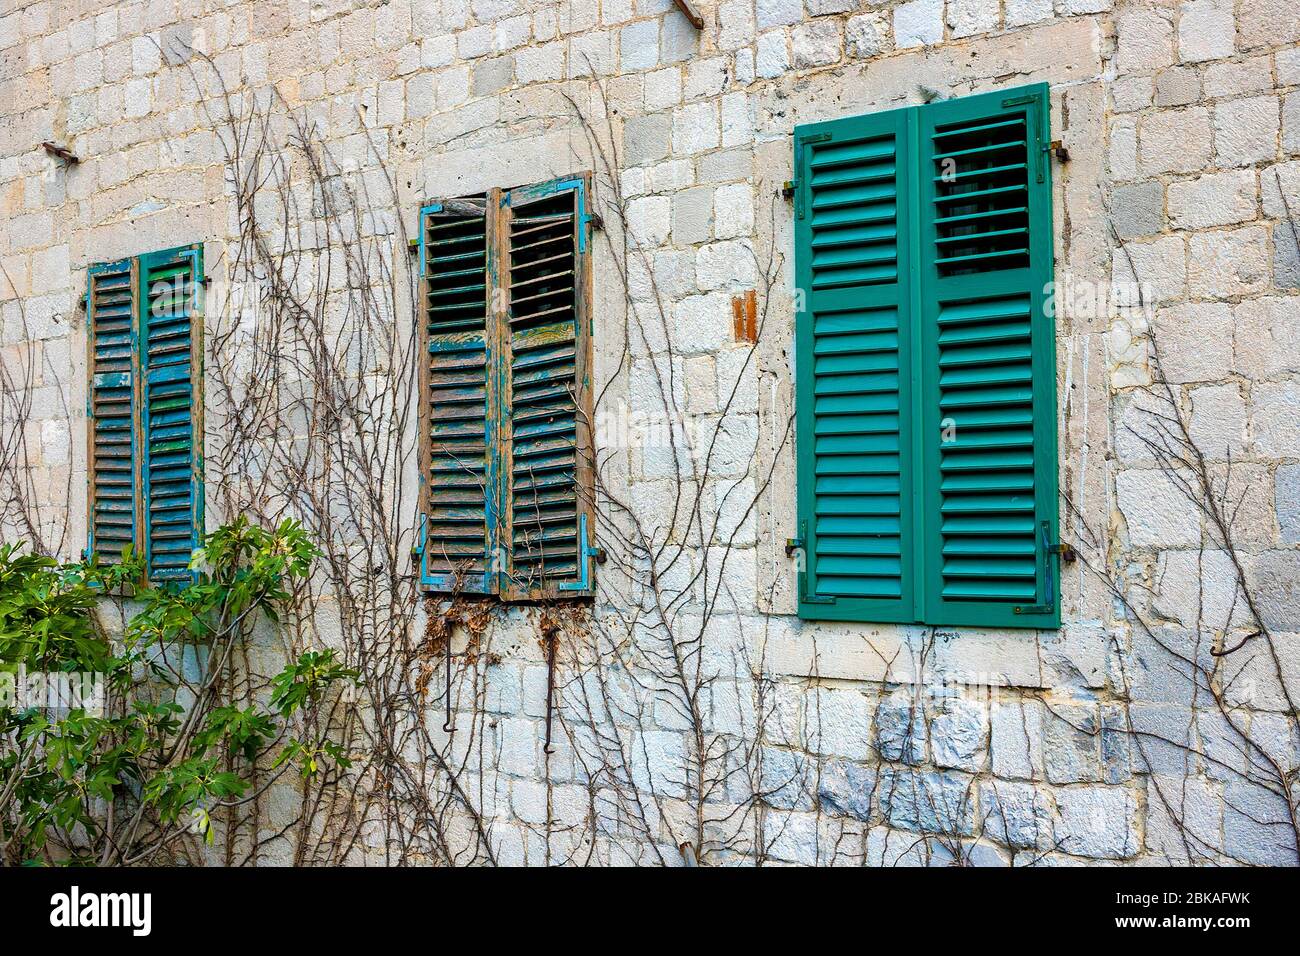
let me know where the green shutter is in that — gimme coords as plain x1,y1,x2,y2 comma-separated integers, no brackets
87,258,138,562
794,84,1059,629
794,108,916,622
139,245,204,582
500,176,595,599
418,197,497,594
915,84,1058,628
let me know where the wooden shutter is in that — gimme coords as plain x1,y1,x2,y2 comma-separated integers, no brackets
86,258,139,562
418,197,497,594
915,84,1058,628
499,177,595,599
139,245,204,582
794,110,915,622
793,84,1058,628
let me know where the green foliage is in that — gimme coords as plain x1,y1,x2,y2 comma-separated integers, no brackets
0,519,356,864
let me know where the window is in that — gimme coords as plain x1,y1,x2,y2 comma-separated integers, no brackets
416,175,597,600
792,84,1059,629
86,244,205,583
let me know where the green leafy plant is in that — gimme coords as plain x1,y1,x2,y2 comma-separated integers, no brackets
0,519,356,864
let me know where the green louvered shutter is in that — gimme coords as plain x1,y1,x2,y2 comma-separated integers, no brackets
418,196,497,594
87,258,138,562
500,177,595,599
139,246,204,582
794,109,915,622
915,84,1058,628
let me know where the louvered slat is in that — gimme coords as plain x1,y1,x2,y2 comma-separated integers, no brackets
421,203,493,591
88,260,136,560
931,114,1030,277
141,248,201,581
935,293,1037,601
506,191,581,591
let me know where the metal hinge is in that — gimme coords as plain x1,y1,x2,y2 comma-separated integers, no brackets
1013,524,1069,615
792,521,836,605
558,513,599,593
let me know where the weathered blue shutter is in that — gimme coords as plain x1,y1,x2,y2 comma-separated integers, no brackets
87,258,138,561
499,177,595,599
794,109,915,622
915,84,1058,628
139,245,204,582
417,197,497,594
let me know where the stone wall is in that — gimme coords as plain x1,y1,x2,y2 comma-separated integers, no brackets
1,0,1298,865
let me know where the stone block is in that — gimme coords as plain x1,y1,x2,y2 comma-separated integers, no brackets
1177,0,1235,63
1054,786,1139,859
791,19,841,69
875,691,927,764
1214,96,1280,168
930,695,988,771
818,759,877,821
1166,169,1256,230
1188,226,1269,300
1043,703,1101,784
1251,380,1300,457
981,781,1052,849
1188,383,1248,458
624,111,671,166
1139,107,1212,175
991,699,1044,780
880,768,976,836
1115,470,1202,547
894,0,944,49
1111,180,1165,239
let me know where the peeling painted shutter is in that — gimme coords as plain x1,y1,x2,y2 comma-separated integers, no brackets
417,196,496,594
87,259,139,561
140,246,204,582
794,111,915,622
499,177,595,599
417,177,596,599
794,84,1058,628
87,245,204,583
916,84,1058,628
